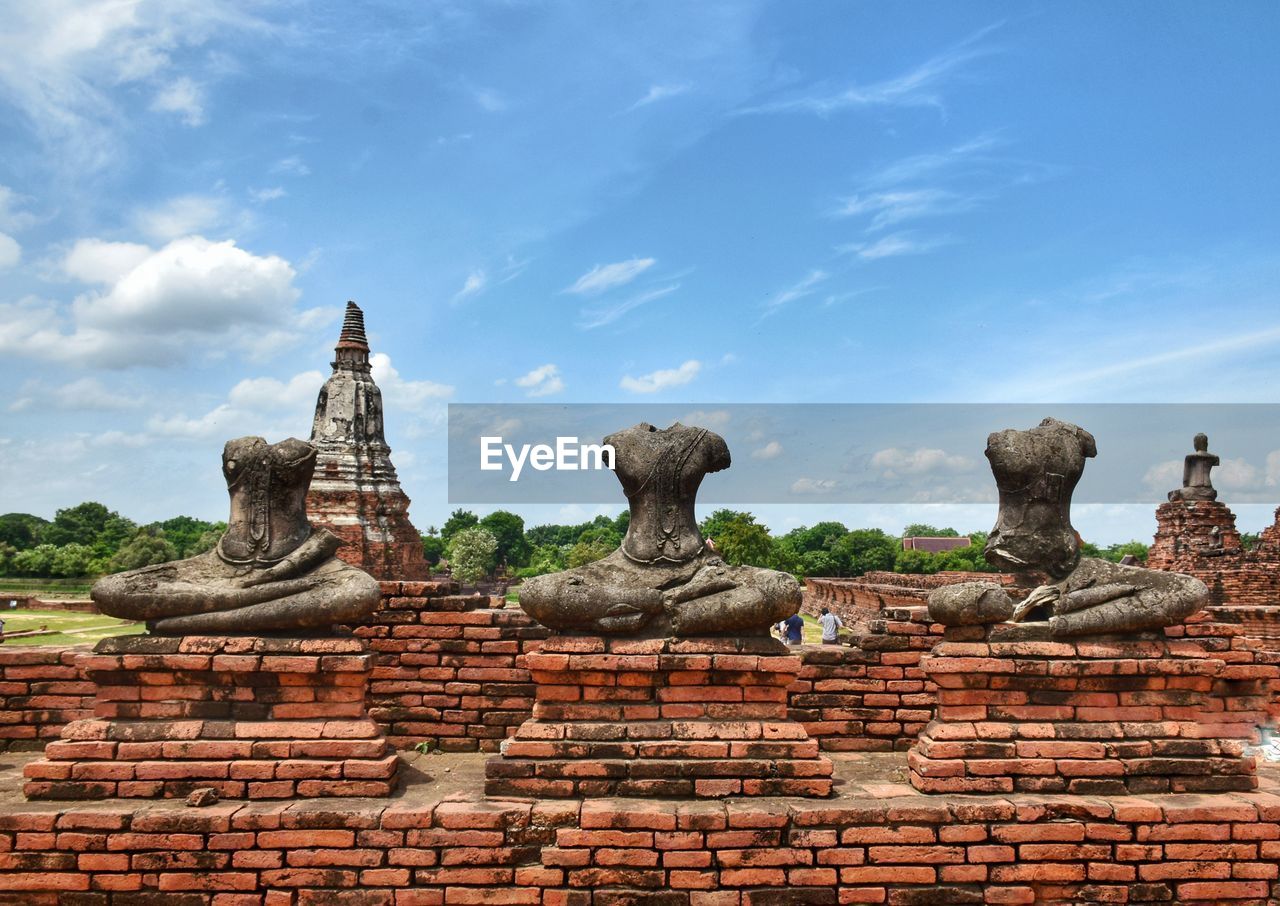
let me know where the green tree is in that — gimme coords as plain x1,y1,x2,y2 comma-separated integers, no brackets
149,516,219,558
902,523,959,538
894,548,942,575
109,530,177,572
421,534,446,565
51,543,100,577
441,509,479,543
13,544,57,577
447,526,498,583
43,502,115,547
833,529,899,576
0,513,49,551
566,538,613,568
189,524,226,556
0,542,15,574
479,510,532,569
699,509,757,545
1102,541,1149,563
718,517,774,568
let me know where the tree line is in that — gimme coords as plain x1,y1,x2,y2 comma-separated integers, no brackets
0,504,224,579
1,501,1152,585
426,508,1152,584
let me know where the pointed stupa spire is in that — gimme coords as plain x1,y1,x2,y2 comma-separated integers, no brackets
333,301,370,369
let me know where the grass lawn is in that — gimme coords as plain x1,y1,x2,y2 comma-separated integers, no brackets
0,579,95,598
0,607,142,647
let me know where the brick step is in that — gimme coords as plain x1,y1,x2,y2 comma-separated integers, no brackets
485,769,832,799
24,775,395,800
501,738,821,760
509,719,810,743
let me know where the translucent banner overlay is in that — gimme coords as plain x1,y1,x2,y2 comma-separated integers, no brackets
447,404,1280,505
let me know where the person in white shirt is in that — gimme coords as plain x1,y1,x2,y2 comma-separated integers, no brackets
818,607,843,645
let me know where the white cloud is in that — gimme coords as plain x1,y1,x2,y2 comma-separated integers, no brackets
451,269,487,304
871,447,976,479
1143,460,1182,492
681,410,731,430
1216,458,1261,490
370,353,454,406
227,371,325,410
63,238,152,283
843,232,950,260
0,186,37,232
625,83,690,112
1267,451,1280,487
741,22,1000,116
133,194,226,241
0,236,301,368
565,257,656,295
473,87,507,112
752,440,783,460
250,186,286,203
836,188,973,232
620,359,701,394
514,364,565,398
8,377,142,412
272,156,311,177
766,269,828,311
579,284,678,329
150,76,205,125
0,232,20,269
0,2,267,174
791,478,839,495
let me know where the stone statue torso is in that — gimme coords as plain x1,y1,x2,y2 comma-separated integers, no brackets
984,418,1096,578
218,437,316,565
609,423,731,565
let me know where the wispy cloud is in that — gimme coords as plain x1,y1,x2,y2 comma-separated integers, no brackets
620,359,701,394
578,283,679,330
841,231,952,260
473,87,508,112
835,188,975,231
271,155,311,177
250,186,286,203
740,22,1002,116
624,82,691,113
765,269,829,312
752,440,783,460
565,257,656,295
451,269,487,304
150,76,205,126
514,363,564,397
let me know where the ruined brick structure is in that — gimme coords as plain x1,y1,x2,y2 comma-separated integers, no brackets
306,301,430,580
804,571,1020,632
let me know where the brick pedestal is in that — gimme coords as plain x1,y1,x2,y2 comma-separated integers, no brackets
23,634,398,800
486,636,833,798
908,625,1276,795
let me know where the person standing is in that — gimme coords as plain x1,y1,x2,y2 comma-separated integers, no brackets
818,607,843,645
783,612,804,646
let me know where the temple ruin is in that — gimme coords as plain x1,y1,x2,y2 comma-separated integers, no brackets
306,302,431,580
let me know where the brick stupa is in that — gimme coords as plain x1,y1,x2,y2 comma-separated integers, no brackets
307,302,430,580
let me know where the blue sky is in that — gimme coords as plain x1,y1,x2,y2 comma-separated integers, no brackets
2,1,1279,544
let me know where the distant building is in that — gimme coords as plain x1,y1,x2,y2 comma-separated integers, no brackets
901,536,971,553
306,302,430,580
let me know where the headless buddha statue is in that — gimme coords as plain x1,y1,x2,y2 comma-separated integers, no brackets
518,422,801,637
93,436,380,635
929,418,1206,637
1168,432,1219,502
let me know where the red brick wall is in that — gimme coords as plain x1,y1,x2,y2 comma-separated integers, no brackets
1,790,1278,904
791,605,942,752
350,581,549,752
0,646,95,751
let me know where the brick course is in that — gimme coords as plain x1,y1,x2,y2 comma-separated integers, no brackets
2,784,1280,904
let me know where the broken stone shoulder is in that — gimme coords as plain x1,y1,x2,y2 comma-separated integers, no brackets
928,417,1208,638
519,421,802,637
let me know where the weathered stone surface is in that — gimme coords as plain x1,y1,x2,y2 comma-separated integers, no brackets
1168,432,1220,502
979,418,1207,637
927,582,1015,626
307,301,430,580
93,436,381,634
520,423,800,637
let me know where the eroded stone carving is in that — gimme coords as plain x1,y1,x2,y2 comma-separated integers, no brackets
1168,432,1220,502
93,436,380,634
518,422,801,636
928,417,1207,636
